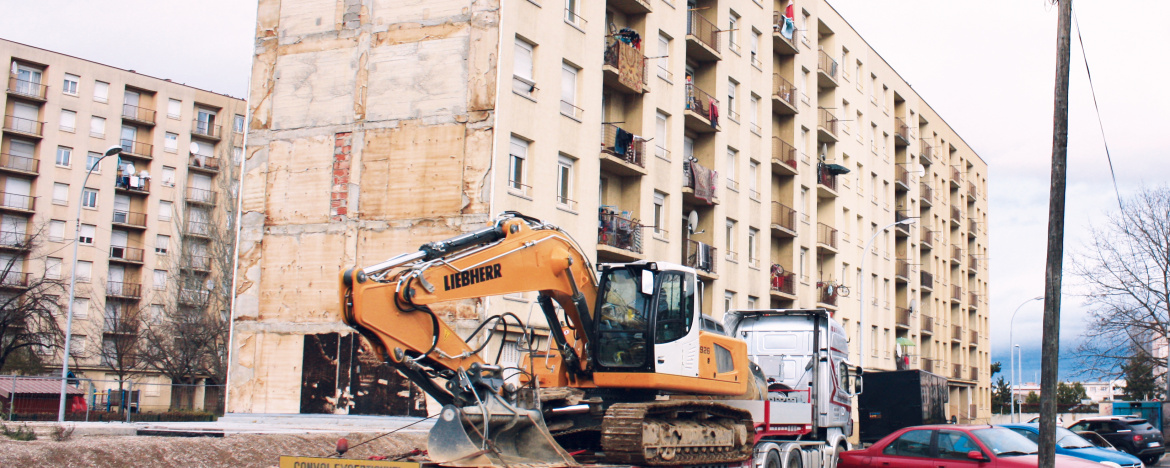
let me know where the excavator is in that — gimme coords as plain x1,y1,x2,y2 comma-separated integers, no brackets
340,212,770,467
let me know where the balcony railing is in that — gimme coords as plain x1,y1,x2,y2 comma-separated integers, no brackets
186,187,218,205
0,153,39,174
921,357,935,373
119,139,153,159
687,11,720,54
968,181,978,199
895,259,910,280
920,182,933,205
772,74,797,109
951,206,961,223
683,160,717,202
122,103,156,125
969,254,979,272
116,176,150,193
771,202,796,232
113,210,148,228
7,75,47,100
952,245,962,262
192,120,222,139
600,124,645,169
952,363,963,380
110,245,145,263
603,39,647,92
920,140,933,163
185,255,212,271
816,164,838,192
0,231,32,250
922,315,934,334
816,49,838,81
770,267,795,295
0,192,34,211
771,12,798,53
970,366,979,381
896,307,911,327
895,165,910,188
952,285,962,301
969,292,979,308
3,115,44,137
817,108,838,138
895,116,911,144
921,229,933,247
772,137,797,169
685,83,718,124
179,288,210,305
684,239,717,275
969,219,978,235
817,283,838,306
107,281,143,299
598,209,644,255
189,154,221,172
0,272,31,288
187,220,212,237
921,270,933,290
951,166,962,185
816,222,837,249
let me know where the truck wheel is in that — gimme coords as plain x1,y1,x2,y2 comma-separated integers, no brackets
827,443,846,468
783,450,802,468
763,449,781,468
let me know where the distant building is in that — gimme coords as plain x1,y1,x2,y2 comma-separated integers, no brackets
1083,380,1125,402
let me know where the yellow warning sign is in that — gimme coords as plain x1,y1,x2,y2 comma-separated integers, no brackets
278,456,422,468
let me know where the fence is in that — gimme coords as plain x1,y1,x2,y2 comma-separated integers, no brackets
0,375,224,422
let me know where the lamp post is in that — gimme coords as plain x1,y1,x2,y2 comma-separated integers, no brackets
1014,344,1021,421
1009,295,1043,423
58,145,123,422
859,217,915,371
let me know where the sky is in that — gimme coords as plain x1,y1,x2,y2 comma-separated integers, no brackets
4,1,1168,382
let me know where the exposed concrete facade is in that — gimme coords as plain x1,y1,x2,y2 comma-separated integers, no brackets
233,0,990,423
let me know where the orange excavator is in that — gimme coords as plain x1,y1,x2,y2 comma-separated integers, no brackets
340,212,767,466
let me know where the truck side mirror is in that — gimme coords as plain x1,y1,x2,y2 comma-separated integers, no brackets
640,269,654,295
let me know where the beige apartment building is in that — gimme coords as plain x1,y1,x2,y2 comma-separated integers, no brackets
1,39,246,409
234,0,989,422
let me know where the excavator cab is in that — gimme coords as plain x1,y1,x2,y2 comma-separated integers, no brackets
594,262,701,378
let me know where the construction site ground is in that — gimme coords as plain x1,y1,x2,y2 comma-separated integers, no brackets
0,414,432,467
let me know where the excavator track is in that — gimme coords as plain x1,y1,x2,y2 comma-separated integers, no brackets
600,401,755,466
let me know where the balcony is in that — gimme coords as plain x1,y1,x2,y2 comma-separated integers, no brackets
683,239,718,280
921,229,934,250
0,231,32,251
682,160,718,206
970,329,979,345
951,206,961,227
969,366,979,381
816,164,838,198
816,108,838,143
3,115,44,138
950,167,962,189
599,124,647,176
771,137,797,176
921,315,934,335
186,187,217,206
598,209,644,262
6,75,47,101
106,281,143,300
895,165,910,191
686,11,721,61
771,74,798,115
0,153,39,176
895,259,910,283
606,0,650,15
896,307,911,329
121,104,156,126
771,12,798,55
770,267,796,300
951,245,962,265
816,222,838,252
0,272,31,290
770,202,797,238
952,285,962,303
952,363,963,379
684,83,720,132
816,283,838,310
187,220,212,238
894,211,911,237
189,154,221,173
816,50,838,88
967,181,978,201
920,182,933,208
192,120,222,141
109,246,145,264
113,210,148,229
920,140,934,166
968,254,979,275
602,39,648,94
970,293,979,311
921,357,935,373
115,177,150,195
179,288,210,306
0,192,35,213
921,270,934,292
894,117,911,146
183,255,212,273
119,139,153,161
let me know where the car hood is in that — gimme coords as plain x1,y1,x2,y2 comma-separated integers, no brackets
1063,445,1144,464
994,454,1122,467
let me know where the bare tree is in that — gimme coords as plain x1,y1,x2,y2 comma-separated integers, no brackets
0,229,67,373
95,294,147,410
1072,186,1170,391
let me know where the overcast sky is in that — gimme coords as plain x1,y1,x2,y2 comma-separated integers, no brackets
4,1,1167,380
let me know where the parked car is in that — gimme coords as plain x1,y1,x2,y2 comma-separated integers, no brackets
837,424,1106,468
1068,416,1165,465
1077,431,1119,450
1025,415,1063,425
1000,423,1142,468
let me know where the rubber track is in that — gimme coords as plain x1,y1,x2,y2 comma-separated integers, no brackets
600,401,756,466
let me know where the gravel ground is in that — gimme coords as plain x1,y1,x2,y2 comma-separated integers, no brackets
0,431,428,467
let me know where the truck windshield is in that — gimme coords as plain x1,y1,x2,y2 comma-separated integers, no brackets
596,267,650,367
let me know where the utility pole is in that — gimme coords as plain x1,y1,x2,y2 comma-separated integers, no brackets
1039,1,1072,467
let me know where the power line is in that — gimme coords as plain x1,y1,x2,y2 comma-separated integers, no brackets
1071,8,1123,212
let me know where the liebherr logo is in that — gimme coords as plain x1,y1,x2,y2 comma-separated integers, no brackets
443,263,503,291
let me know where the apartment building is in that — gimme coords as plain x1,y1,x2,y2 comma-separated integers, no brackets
234,0,989,423
1,39,245,407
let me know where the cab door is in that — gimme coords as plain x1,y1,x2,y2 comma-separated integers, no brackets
651,272,699,377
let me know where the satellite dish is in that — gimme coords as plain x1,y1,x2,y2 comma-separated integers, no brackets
909,299,918,313
189,142,201,155
915,164,926,178
687,210,699,231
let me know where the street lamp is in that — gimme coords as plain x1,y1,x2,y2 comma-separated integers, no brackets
859,217,915,371
58,145,122,422
1009,295,1043,423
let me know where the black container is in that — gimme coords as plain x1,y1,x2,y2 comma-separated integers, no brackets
858,369,949,443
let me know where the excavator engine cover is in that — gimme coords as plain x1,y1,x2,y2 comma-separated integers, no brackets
429,398,578,467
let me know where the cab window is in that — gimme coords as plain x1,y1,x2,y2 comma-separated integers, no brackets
597,268,650,367
654,272,694,344
882,429,933,458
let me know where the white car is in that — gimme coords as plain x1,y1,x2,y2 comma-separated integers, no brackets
1026,415,1065,425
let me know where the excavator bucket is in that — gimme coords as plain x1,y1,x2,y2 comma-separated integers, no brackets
429,403,578,467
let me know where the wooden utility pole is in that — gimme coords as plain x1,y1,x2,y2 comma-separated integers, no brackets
1039,1,1072,467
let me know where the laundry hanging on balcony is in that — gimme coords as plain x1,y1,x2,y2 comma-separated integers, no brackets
708,99,718,128
686,160,717,204
617,42,643,92
613,127,634,156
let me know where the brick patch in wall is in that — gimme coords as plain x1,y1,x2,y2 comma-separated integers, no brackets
332,132,352,221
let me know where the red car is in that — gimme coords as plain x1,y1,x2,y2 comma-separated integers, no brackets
838,425,1106,467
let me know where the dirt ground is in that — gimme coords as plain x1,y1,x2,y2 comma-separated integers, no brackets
0,431,428,467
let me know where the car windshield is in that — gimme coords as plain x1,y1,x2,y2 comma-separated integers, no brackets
1056,427,1094,449
972,428,1038,456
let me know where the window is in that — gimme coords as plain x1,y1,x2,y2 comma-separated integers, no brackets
800,11,810,44
150,304,164,323
94,81,109,103
49,220,65,241
155,234,170,255
725,219,737,260
69,335,87,355
747,228,759,266
53,183,69,204
724,291,735,313
725,148,737,191
882,429,932,457
937,431,981,460
654,273,692,344
82,189,98,208
167,98,181,118
46,257,62,279
153,269,167,290
59,110,76,132
513,38,535,97
89,116,105,138
749,95,760,133
750,30,761,66
800,69,810,103
76,260,92,282
747,296,757,309
63,74,79,95
655,111,669,159
72,298,88,319
748,160,759,199
159,200,173,221
556,155,575,208
164,132,178,152
508,136,528,194
800,187,810,222
560,62,580,119
161,166,176,187
564,0,580,25
799,247,808,281
653,191,666,235
726,80,738,121
728,13,740,54
79,224,95,245
233,114,245,133
56,146,72,167
657,33,672,81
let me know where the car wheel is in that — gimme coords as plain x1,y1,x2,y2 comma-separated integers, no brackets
1140,454,1161,465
